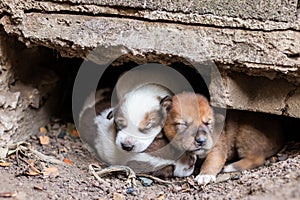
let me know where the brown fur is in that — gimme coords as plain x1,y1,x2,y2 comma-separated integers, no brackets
164,92,284,182
200,110,284,176
163,92,216,157
142,132,196,178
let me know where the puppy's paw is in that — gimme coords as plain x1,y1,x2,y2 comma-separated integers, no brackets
223,164,238,173
195,174,216,185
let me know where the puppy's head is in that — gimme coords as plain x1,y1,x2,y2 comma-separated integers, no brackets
164,92,215,158
108,84,172,153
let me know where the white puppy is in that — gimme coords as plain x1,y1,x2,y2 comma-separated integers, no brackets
109,83,173,152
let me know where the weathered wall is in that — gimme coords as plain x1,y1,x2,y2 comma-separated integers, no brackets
0,31,60,146
0,0,299,143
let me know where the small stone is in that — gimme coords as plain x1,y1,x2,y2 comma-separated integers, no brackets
231,173,241,180
138,177,153,187
278,154,288,161
216,173,231,183
126,187,137,195
58,130,67,139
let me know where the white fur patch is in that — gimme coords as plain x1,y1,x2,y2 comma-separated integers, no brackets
173,156,196,177
223,164,237,173
195,174,216,185
115,130,155,152
93,108,191,176
115,84,172,152
123,84,171,128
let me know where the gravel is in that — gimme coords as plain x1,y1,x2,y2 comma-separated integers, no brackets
0,120,299,200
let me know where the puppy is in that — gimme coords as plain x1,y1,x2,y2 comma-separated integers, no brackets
108,83,173,153
164,92,284,184
163,92,217,158
79,88,196,177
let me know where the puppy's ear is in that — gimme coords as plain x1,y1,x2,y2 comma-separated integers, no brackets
215,113,225,124
160,95,172,111
106,107,117,120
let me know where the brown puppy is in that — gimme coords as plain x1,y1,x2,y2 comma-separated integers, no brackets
164,92,217,159
164,92,284,185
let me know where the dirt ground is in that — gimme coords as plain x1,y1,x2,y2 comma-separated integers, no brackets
0,119,299,200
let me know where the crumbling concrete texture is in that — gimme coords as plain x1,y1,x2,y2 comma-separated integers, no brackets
0,0,299,144
0,32,60,146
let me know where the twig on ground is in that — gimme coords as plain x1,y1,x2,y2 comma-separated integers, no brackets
136,173,186,185
89,164,137,187
89,164,187,187
7,142,64,165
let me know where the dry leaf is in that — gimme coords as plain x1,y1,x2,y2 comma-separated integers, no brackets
33,185,44,191
63,158,73,165
113,192,125,200
39,135,50,145
26,159,41,176
0,161,11,167
157,193,164,200
39,127,48,134
72,130,80,138
43,166,59,178
27,170,40,176
0,192,17,198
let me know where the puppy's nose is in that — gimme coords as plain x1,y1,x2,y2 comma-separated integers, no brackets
121,143,134,151
195,135,207,146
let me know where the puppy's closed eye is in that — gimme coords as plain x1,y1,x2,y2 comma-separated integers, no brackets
203,121,211,126
203,119,213,128
175,122,189,132
139,119,156,132
145,120,154,130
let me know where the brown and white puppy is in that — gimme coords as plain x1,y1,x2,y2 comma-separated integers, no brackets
164,92,284,184
108,83,173,153
79,88,196,177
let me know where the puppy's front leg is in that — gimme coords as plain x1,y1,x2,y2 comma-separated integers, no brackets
195,146,227,185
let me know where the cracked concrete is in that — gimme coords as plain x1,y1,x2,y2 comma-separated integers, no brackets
286,88,300,118
0,0,299,144
213,71,298,115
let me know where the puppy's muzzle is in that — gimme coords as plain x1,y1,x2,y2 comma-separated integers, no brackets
195,126,209,147
121,142,134,151
195,135,206,146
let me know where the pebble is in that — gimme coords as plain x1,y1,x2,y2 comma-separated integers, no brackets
138,177,153,187
278,154,288,161
57,131,67,139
